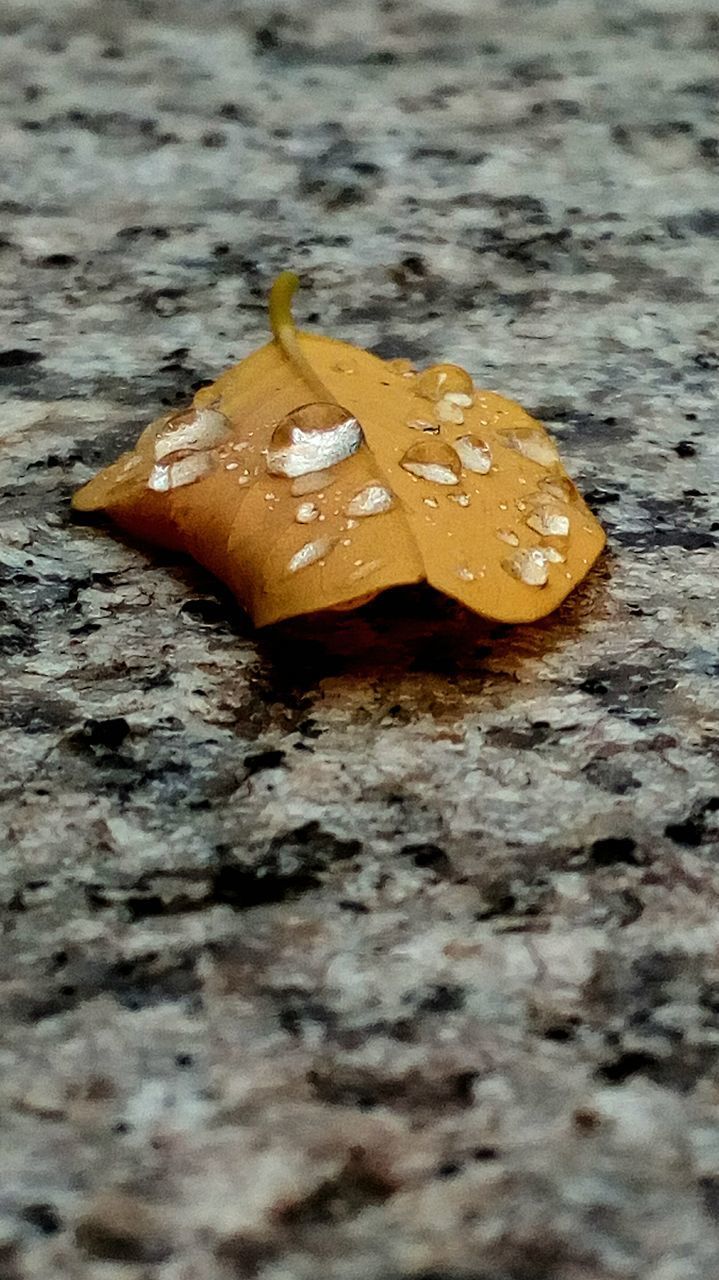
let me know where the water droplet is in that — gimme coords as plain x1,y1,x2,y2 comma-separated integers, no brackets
416,363,474,402
267,403,363,477
539,472,576,503
502,547,550,587
450,493,471,507
406,418,440,434
454,434,492,474
496,528,519,546
350,558,382,581
399,440,461,486
148,452,215,492
154,405,230,461
526,509,570,537
438,399,465,425
498,426,559,468
295,501,319,524
345,483,394,518
290,467,337,497
288,537,336,573
387,357,415,375
457,566,475,581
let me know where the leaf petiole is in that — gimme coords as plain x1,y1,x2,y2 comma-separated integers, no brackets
269,271,338,404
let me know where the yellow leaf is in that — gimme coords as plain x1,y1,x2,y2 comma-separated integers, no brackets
73,272,605,627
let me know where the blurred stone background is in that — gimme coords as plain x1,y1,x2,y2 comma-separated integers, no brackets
1,1,718,1277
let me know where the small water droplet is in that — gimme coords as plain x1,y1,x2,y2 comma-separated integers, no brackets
450,493,471,507
399,440,461,486
498,426,559,468
416,363,474,402
387,357,415,375
454,434,492,474
526,508,570,537
225,461,239,471
288,537,336,573
457,566,475,581
350,558,382,581
406,417,440,434
290,467,337,496
502,547,550,587
423,497,439,508
438,399,465,425
496,528,520,546
295,501,319,524
345,483,394,518
154,405,229,461
267,403,363,477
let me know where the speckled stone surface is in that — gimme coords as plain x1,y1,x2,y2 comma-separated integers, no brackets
2,1,719,1277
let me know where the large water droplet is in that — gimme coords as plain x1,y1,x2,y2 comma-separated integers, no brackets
526,508,570,537
416,363,474,402
148,452,215,492
399,440,461,486
454,434,492,474
288,536,336,573
345,484,394,518
498,426,559,468
267,403,363,478
502,547,550,587
154,405,229,461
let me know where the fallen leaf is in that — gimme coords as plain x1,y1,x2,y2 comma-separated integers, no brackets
72,272,605,627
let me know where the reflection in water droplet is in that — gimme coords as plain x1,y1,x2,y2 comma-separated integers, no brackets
267,403,363,477
526,508,570,537
454,434,492,475
295,501,319,524
290,467,337,496
288,537,336,573
406,418,440,434
457,566,475,581
154,406,230,461
416,363,474,402
399,440,461,486
148,452,215,492
345,484,394,518
498,426,559,468
497,528,520,546
502,547,551,587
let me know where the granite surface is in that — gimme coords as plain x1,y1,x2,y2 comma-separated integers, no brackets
2,0,719,1277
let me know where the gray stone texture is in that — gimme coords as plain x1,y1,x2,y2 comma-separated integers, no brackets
1,1,718,1277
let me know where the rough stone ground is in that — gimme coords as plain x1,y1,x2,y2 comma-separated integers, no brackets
1,1,718,1277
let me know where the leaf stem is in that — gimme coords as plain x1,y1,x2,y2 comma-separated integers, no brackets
269,271,338,404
